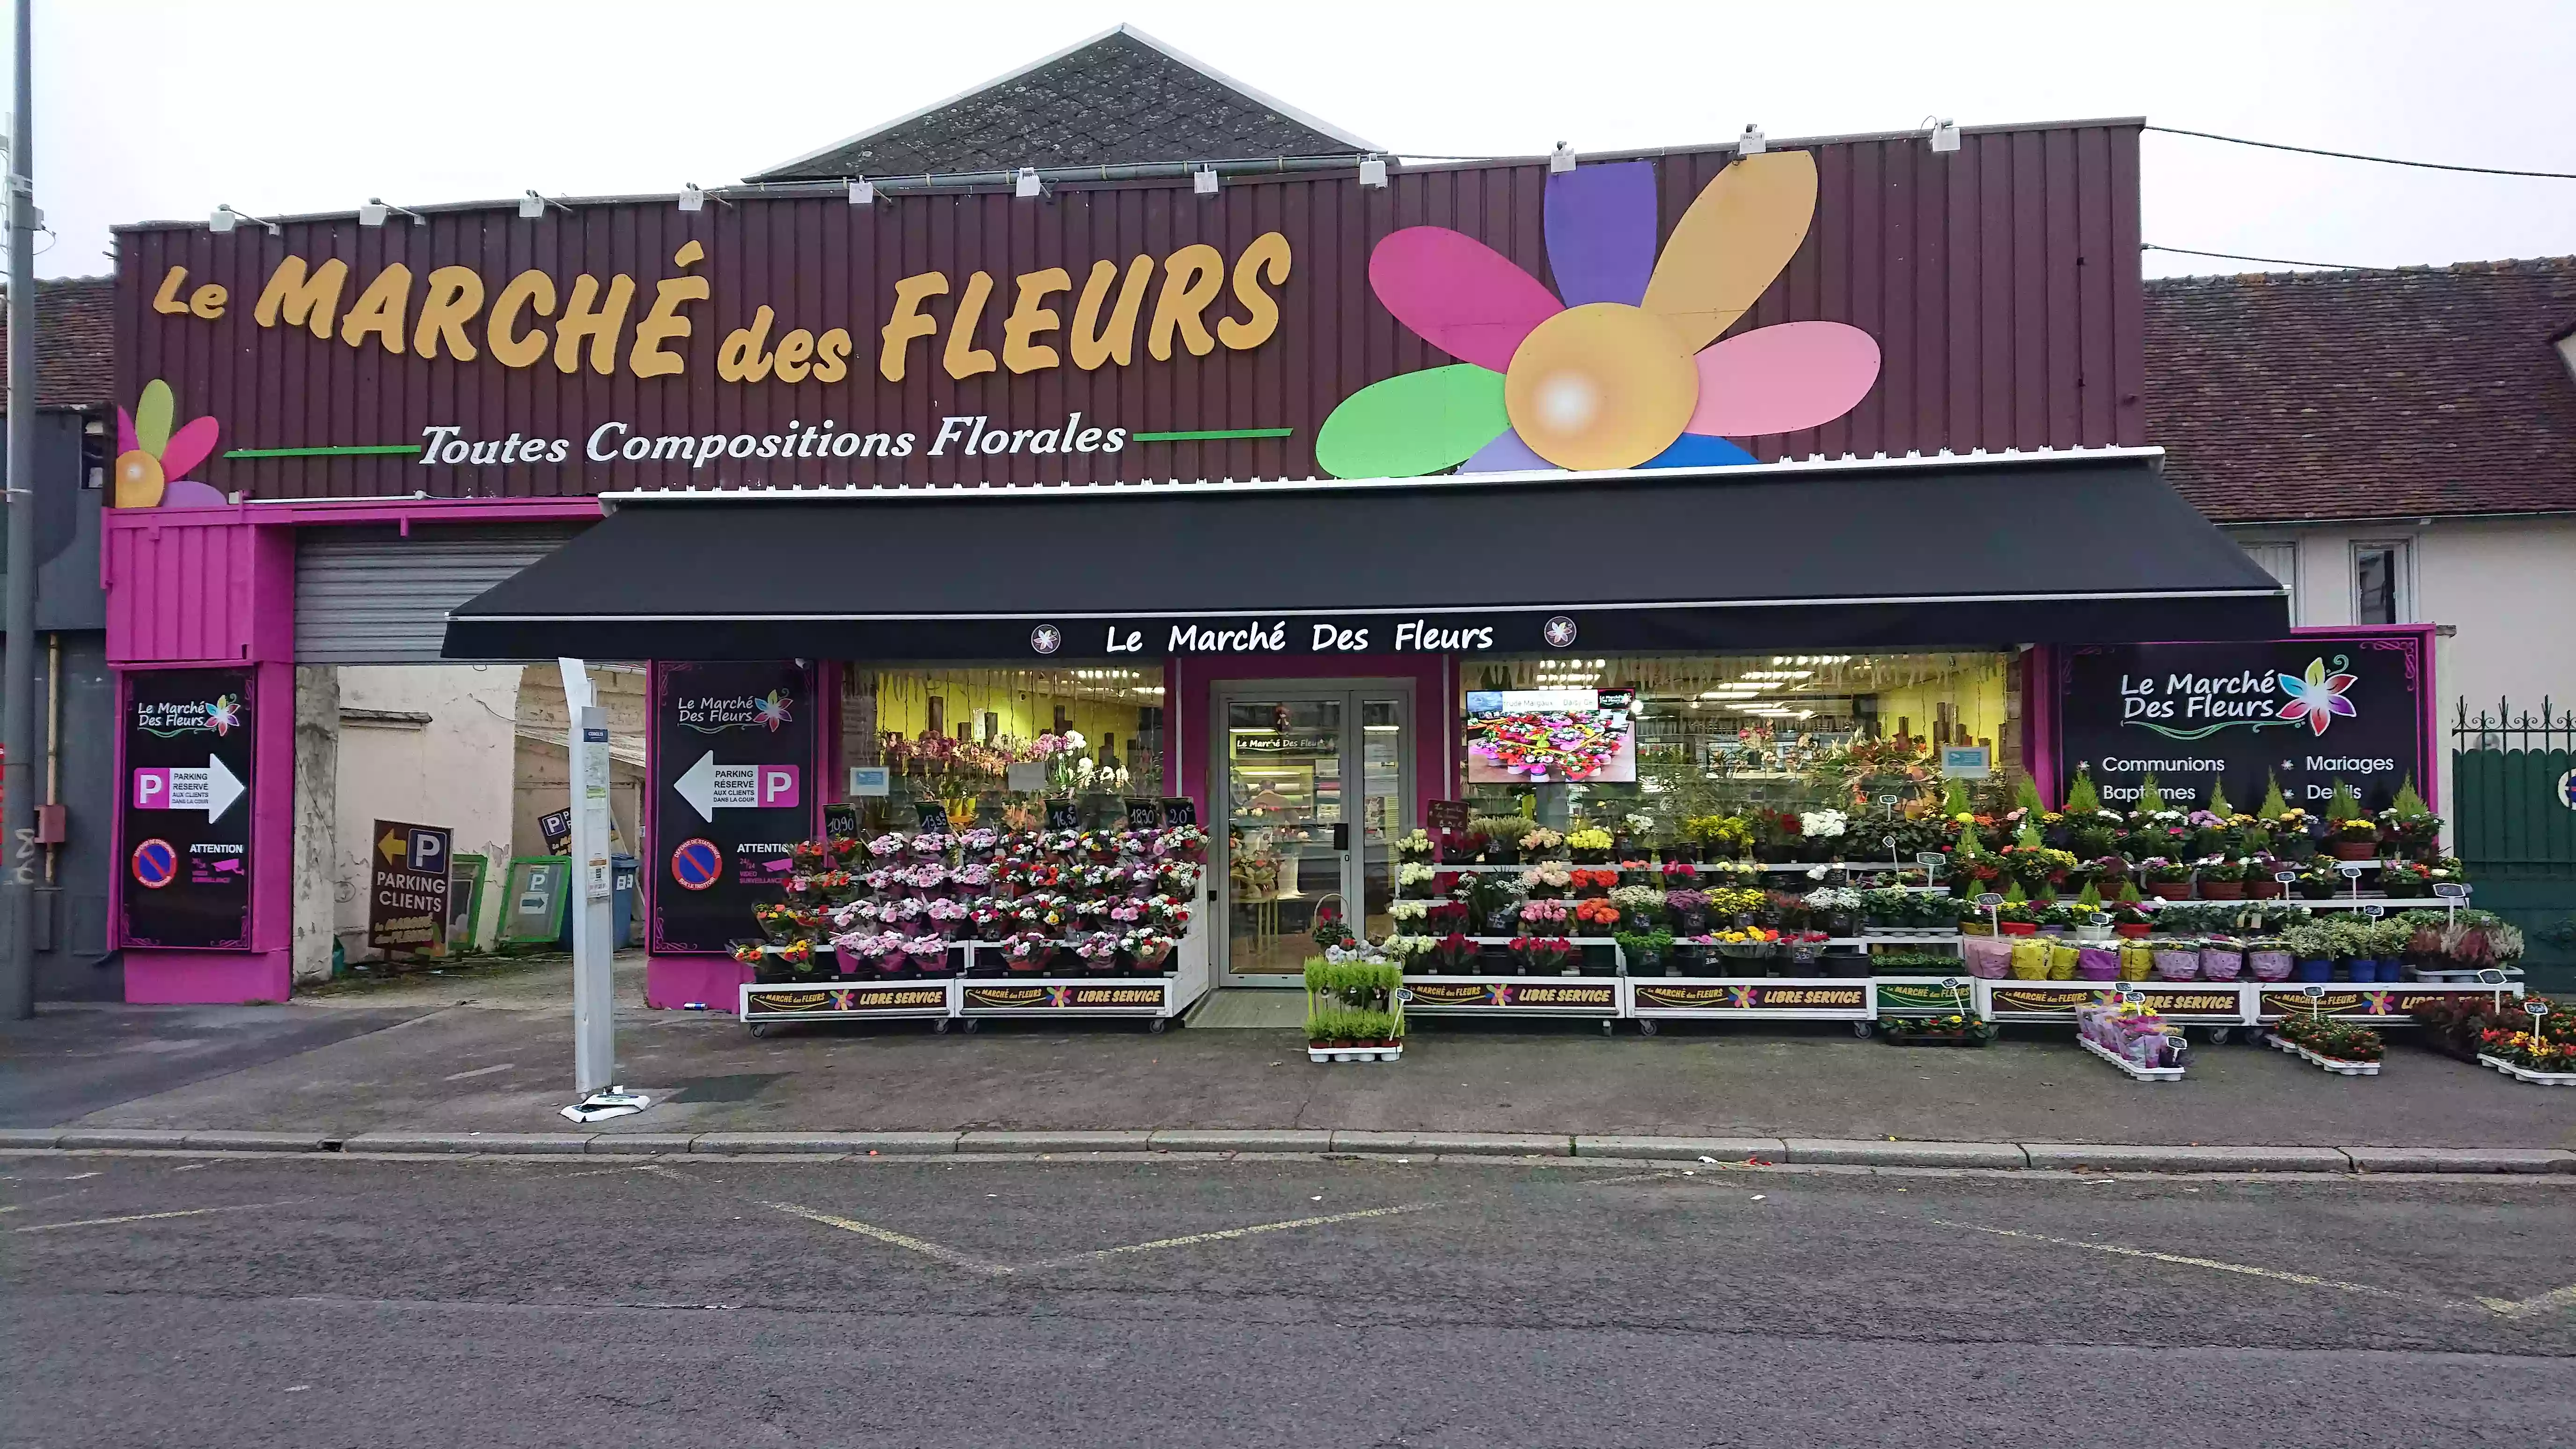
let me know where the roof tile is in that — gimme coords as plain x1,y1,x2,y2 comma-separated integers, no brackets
0,274,115,411
2146,257,2576,521
754,28,1367,181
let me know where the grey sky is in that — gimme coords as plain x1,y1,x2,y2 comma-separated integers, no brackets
23,0,2576,280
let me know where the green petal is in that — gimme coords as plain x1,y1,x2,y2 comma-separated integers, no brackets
136,379,175,457
1315,365,1508,479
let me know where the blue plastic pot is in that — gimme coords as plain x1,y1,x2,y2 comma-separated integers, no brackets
2344,957,2376,983
2295,958,2334,983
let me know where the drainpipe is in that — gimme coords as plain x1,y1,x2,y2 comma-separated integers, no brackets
41,629,54,884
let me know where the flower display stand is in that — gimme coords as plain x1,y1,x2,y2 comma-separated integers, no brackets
2477,1054,2576,1087
2077,1032,2187,1081
2264,1032,2382,1076
741,976,961,1035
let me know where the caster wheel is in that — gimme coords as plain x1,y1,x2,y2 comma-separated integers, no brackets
962,1019,981,1034
748,1023,775,1039
1638,1020,1660,1037
932,1018,951,1034
1852,1021,1874,1039
1148,1018,1169,1034
2203,1025,2233,1046
1600,1019,1616,1037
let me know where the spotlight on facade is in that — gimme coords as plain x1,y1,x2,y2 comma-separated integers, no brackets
519,190,548,219
1739,124,1766,156
1549,142,1575,174
679,183,705,212
1015,167,1042,199
1929,117,1960,153
1193,165,1220,196
1358,157,1388,188
849,179,875,205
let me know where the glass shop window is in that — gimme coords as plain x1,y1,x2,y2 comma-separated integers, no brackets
837,665,1165,831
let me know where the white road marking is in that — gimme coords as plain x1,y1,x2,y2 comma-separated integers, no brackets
14,1200,296,1234
763,1197,1448,1276
1015,1201,1446,1272
1947,1221,2417,1301
2480,1283,2576,1318
440,1063,516,1082
760,1201,1010,1275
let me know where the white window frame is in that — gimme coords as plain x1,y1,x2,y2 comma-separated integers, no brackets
2349,538,2413,625
2236,538,2300,626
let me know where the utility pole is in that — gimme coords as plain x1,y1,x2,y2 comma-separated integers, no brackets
2,0,37,1020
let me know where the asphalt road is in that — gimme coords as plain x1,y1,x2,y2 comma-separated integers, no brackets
7,1152,2576,1447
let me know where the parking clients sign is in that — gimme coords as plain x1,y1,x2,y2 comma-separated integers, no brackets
368,820,453,952
2055,633,2432,812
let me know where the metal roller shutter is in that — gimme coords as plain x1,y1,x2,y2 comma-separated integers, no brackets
294,522,590,663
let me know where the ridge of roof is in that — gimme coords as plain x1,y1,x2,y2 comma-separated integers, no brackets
2146,255,2576,287
751,23,1378,183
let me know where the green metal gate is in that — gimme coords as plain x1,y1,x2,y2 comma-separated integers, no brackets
2452,698,2576,988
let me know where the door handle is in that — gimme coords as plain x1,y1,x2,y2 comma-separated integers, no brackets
1332,824,1349,851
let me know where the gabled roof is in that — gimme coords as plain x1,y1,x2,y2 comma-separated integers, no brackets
2147,257,2576,522
0,275,115,411
750,24,1377,182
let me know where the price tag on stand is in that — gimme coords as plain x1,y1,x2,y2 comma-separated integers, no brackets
2273,870,2300,884
1045,798,1082,831
1160,797,1199,829
1976,891,2004,935
2361,903,2386,919
1125,798,1163,832
2431,880,2469,927
913,800,953,832
2336,861,2366,901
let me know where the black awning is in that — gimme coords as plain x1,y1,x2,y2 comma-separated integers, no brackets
442,453,2288,660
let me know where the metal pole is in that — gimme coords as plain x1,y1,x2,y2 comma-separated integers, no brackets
560,659,615,1092
2,0,37,1019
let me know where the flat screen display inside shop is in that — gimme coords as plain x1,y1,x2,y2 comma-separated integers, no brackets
2056,636,2430,812
1464,688,1636,785
120,667,257,950
651,660,816,953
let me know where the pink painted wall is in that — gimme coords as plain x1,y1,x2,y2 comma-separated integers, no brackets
103,495,602,1003
103,508,289,665
1165,655,1459,830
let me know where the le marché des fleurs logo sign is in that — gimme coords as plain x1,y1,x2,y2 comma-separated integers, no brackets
2117,656,2359,741
120,232,1293,507
119,151,1890,505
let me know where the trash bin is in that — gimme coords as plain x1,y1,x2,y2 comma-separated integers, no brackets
612,855,639,948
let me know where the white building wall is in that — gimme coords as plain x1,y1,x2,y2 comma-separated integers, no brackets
331,664,524,959
2226,514,2576,831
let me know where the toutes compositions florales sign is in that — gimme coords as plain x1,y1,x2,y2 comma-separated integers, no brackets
112,123,2144,501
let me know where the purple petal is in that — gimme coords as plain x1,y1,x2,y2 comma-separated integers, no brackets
2328,694,2357,718
1460,429,1560,474
1544,161,1658,309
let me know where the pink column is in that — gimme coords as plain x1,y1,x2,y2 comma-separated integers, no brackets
108,509,298,1003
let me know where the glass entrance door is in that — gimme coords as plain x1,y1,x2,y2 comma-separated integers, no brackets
1214,683,1413,985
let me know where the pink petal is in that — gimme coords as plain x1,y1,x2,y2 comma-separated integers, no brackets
117,407,139,458
1683,321,1881,437
1368,227,1562,373
157,416,221,482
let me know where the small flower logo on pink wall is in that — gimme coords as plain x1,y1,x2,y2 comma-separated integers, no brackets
1316,152,1882,478
113,379,225,509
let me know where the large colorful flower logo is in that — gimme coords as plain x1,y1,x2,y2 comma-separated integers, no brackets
1316,153,1880,478
114,379,226,509
753,690,794,732
205,695,241,736
2276,658,2357,737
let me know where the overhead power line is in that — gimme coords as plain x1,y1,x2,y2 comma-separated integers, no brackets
2142,243,2383,272
2146,125,2576,180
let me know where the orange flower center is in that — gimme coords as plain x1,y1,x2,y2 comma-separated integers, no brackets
1503,303,1698,471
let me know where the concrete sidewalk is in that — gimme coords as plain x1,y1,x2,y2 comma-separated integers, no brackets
6,955,2572,1163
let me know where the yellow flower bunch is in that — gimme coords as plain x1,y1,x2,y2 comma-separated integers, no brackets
1706,887,1768,916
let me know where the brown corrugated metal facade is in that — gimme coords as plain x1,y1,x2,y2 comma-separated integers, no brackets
114,121,2143,501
